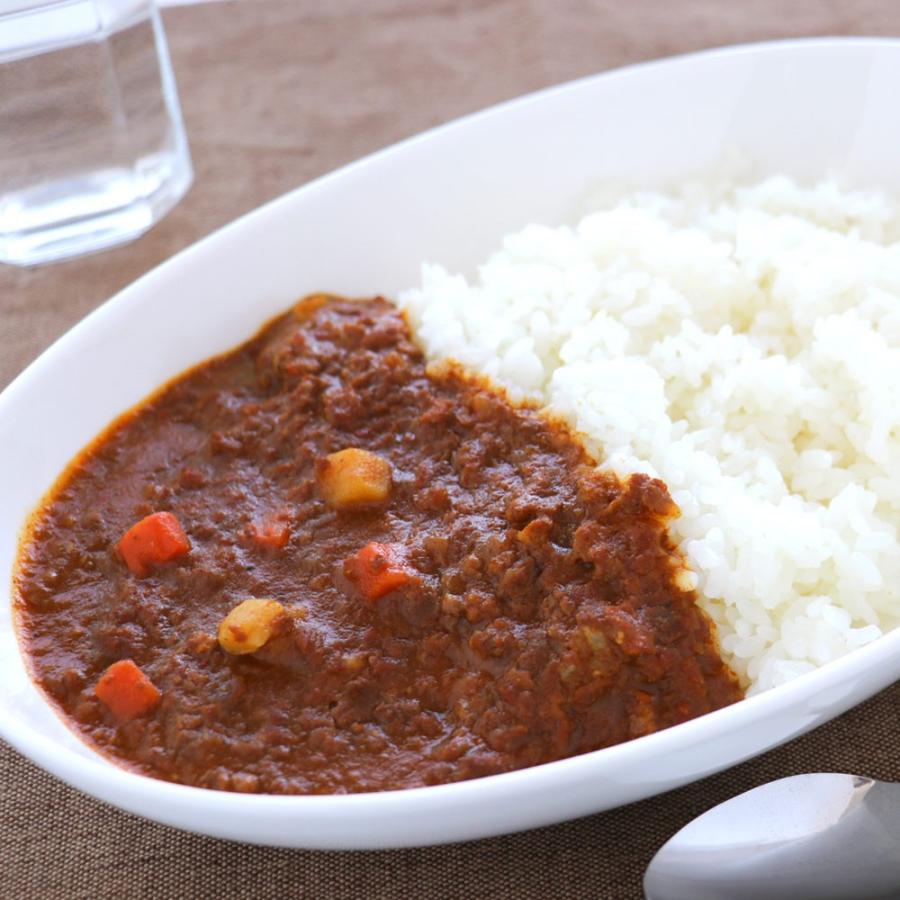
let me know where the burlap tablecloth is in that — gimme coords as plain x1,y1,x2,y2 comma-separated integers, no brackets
5,2,900,897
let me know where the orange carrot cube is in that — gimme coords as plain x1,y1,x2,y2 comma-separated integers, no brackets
118,511,190,577
249,518,290,550
94,659,161,720
344,542,415,601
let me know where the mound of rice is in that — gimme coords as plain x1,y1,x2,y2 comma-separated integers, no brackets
400,175,900,693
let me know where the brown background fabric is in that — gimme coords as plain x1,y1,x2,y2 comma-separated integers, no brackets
4,2,900,897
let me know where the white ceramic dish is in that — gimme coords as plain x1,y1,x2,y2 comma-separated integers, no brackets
3,37,900,849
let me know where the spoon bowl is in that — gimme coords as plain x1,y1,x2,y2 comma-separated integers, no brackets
644,773,900,900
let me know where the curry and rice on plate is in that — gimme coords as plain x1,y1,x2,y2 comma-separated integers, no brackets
13,175,900,792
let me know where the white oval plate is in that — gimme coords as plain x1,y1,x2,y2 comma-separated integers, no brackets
3,37,900,849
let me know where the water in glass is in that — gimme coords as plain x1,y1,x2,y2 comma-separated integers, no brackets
0,0,192,266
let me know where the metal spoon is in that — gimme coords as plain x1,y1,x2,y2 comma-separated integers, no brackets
643,773,900,900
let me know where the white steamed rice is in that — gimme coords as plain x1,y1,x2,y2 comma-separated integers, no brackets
399,175,900,693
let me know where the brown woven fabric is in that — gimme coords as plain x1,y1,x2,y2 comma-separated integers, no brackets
4,2,900,897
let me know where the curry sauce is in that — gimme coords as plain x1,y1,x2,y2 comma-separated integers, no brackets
14,296,741,793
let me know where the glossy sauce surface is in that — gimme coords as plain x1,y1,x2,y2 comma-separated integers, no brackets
15,297,742,793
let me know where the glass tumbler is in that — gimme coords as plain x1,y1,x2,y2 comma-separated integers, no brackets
0,0,192,266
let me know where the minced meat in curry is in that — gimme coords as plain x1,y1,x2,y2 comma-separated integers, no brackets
14,296,742,793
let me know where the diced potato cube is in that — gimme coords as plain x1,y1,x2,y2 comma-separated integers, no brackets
218,598,285,655
317,448,392,510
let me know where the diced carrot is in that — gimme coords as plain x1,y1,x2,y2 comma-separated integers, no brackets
94,659,161,721
118,511,191,577
249,518,290,550
344,542,416,601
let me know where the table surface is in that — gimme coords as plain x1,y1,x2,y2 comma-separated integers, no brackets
5,2,900,897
